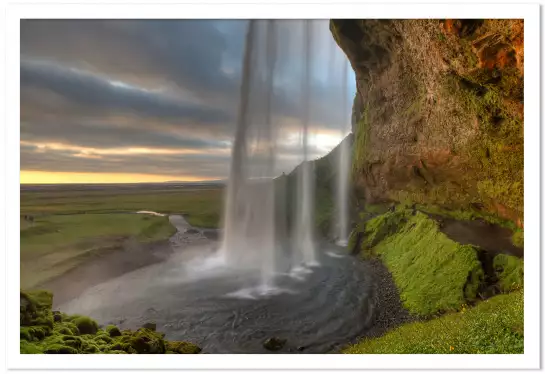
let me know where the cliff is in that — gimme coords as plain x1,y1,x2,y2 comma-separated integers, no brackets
330,20,524,228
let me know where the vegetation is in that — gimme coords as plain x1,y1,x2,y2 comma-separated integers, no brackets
511,229,524,248
20,213,176,288
343,290,523,354
355,210,483,316
445,73,524,221
20,290,201,354
352,104,370,176
493,254,524,292
21,186,223,228
20,185,223,288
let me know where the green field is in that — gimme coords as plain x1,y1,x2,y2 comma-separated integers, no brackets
20,184,224,288
21,186,223,228
344,290,523,354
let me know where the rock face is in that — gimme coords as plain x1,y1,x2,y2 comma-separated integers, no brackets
331,20,523,227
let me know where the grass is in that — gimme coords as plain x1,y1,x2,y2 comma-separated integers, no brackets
343,290,523,354
21,186,223,228
494,254,524,292
358,210,483,316
20,185,223,288
20,290,201,354
20,213,177,288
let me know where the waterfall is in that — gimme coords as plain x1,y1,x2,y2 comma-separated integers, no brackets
293,20,317,266
221,20,341,292
221,20,279,288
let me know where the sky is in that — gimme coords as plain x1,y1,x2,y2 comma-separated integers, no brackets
20,20,356,184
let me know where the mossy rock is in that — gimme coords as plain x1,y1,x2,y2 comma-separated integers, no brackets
20,340,43,354
53,322,79,336
263,337,287,351
124,328,166,354
106,325,122,337
72,316,98,335
493,254,524,292
167,341,202,354
20,289,202,354
359,210,485,316
20,325,51,341
511,229,523,248
20,290,54,328
43,344,78,354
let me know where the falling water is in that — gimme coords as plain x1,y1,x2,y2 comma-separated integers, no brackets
293,20,317,266
336,59,351,246
221,20,279,288
221,20,321,291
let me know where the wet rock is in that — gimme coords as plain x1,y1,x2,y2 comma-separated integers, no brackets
263,337,286,351
52,311,62,323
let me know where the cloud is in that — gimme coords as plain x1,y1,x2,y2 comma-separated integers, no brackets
20,19,356,180
21,20,246,97
21,59,232,125
21,143,232,178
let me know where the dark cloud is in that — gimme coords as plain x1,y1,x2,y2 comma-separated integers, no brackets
21,20,246,96
21,118,229,150
21,59,232,125
20,19,356,179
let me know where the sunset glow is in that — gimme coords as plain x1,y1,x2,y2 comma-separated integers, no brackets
20,171,219,184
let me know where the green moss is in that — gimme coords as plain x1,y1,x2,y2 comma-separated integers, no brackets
364,203,391,215
106,324,122,337
343,291,523,354
126,328,166,353
20,290,54,327
512,229,524,248
352,103,370,176
493,254,524,292
346,229,360,254
441,72,523,221
72,316,98,335
360,210,409,251
167,341,202,354
20,340,43,354
21,289,201,354
363,211,484,316
53,321,79,336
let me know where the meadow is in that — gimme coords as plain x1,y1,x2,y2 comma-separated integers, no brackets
20,183,224,288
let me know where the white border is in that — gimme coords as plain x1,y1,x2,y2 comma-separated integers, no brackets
5,2,540,370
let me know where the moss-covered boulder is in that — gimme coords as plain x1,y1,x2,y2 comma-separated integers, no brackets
167,341,202,354
20,290,202,354
72,316,98,335
493,253,524,292
353,210,484,316
106,324,122,337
